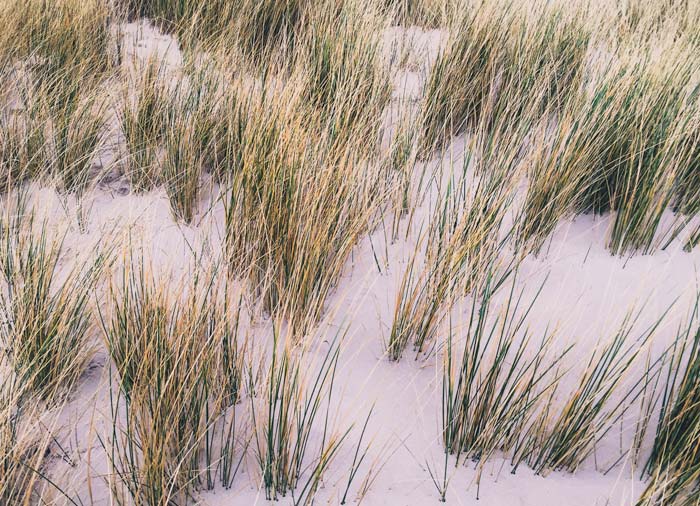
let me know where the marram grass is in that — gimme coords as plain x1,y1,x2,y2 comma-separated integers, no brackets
0,0,698,503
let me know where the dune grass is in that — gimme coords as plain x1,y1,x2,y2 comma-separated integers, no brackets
101,256,354,504
118,0,307,69
0,369,51,505
518,308,669,475
50,86,107,195
118,60,171,193
219,5,392,334
440,278,674,497
251,328,350,501
518,48,700,255
384,0,451,27
0,208,109,402
0,0,113,87
388,94,534,360
440,272,567,498
101,259,249,504
161,67,224,223
0,102,46,192
387,163,515,360
640,297,700,506
418,0,589,158
418,1,509,155
0,0,700,503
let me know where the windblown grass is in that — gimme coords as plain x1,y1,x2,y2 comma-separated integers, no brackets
672,100,700,217
118,0,306,68
514,307,669,475
385,113,420,241
250,328,349,501
419,0,589,157
0,369,51,505
0,102,46,192
439,277,673,500
101,259,248,504
0,210,109,402
234,0,307,68
0,0,113,90
384,0,452,28
161,67,223,223
388,101,533,360
640,296,700,506
418,1,509,155
49,86,107,195
0,0,699,503
118,60,171,192
221,10,392,334
102,256,352,504
518,48,700,255
441,272,566,498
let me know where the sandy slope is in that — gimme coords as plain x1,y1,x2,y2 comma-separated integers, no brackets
30,20,700,506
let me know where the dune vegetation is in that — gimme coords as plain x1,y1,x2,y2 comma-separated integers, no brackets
0,0,699,504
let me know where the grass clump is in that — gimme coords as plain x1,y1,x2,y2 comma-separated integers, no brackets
118,61,171,192
235,0,308,67
499,4,590,120
101,259,247,504
383,0,452,28
251,328,349,501
0,371,51,504
119,0,306,69
671,99,700,217
0,105,47,192
0,0,114,110
223,28,390,334
418,2,509,155
49,87,107,195
161,68,224,223
518,50,699,255
301,0,391,154
640,297,700,506
0,211,108,402
419,0,589,157
102,256,347,504
388,106,531,360
388,167,513,359
514,308,668,475
440,273,566,498
586,61,692,254
225,120,385,334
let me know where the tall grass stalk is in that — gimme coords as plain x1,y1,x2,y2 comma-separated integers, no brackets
162,68,223,223
0,368,53,505
519,50,700,255
0,103,47,192
118,60,171,192
223,85,389,335
388,102,532,360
